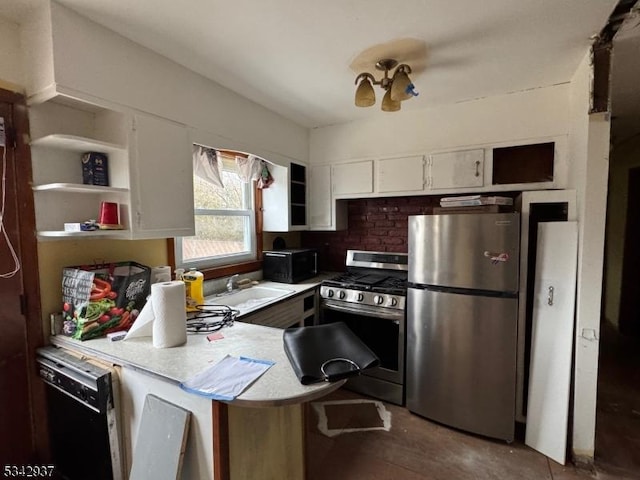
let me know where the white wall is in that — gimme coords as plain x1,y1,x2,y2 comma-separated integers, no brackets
604,135,640,326
568,52,610,463
310,84,571,163
0,14,24,91
22,1,308,167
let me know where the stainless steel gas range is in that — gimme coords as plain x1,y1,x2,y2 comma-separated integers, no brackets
319,250,408,405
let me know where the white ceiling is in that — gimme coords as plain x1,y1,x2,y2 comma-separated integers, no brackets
0,0,629,130
38,0,620,129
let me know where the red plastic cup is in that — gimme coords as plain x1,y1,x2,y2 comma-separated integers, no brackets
98,201,119,225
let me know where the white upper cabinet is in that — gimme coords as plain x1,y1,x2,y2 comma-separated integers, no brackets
309,165,331,229
332,160,374,196
427,149,484,189
309,165,347,231
262,162,308,232
377,155,425,193
28,98,195,240
129,114,194,238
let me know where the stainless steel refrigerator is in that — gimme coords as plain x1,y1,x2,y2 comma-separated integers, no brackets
406,213,520,441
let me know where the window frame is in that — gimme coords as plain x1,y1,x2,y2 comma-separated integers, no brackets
169,150,264,280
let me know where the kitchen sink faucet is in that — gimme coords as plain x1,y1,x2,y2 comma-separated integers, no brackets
227,274,240,292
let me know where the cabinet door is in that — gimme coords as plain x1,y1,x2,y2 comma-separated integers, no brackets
309,165,332,229
262,162,309,232
525,222,578,465
377,156,425,193
129,114,195,238
427,149,484,189
332,160,373,195
243,296,303,329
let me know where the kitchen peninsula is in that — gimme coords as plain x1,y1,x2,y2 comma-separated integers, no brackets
51,321,344,480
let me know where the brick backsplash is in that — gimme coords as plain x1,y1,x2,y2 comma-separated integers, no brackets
301,196,440,271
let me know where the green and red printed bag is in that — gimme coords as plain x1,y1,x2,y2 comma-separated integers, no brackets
61,261,151,341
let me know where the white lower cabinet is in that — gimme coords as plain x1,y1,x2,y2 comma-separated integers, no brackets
242,290,318,328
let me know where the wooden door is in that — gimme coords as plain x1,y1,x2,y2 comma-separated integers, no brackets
525,221,578,465
619,167,640,336
0,91,46,462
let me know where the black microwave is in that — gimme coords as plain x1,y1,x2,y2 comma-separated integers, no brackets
263,249,318,284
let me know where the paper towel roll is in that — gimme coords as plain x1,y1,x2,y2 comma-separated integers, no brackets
151,281,187,348
151,265,172,284
122,280,187,347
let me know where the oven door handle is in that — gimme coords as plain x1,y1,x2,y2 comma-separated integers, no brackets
322,300,404,321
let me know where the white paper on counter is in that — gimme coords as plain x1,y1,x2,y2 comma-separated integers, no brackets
180,354,274,401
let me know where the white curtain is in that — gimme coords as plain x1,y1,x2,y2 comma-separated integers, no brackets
193,146,224,188
235,154,262,182
236,155,274,189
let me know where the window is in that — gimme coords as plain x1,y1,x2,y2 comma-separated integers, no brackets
174,150,257,270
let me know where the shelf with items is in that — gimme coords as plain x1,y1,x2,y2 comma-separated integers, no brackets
30,135,129,190
32,189,130,240
36,229,130,240
28,99,131,239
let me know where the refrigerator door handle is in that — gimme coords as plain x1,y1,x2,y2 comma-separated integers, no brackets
547,286,554,306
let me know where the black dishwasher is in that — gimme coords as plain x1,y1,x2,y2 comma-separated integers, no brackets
36,346,123,480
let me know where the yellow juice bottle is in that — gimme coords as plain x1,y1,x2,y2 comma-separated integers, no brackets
183,268,204,312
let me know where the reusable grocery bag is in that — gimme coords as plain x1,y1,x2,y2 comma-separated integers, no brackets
61,261,151,340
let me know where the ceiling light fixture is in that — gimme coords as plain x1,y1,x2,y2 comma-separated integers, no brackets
354,59,418,111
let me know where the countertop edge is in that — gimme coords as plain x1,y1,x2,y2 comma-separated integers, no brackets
48,318,345,408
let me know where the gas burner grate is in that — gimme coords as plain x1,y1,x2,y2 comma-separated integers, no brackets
324,273,407,294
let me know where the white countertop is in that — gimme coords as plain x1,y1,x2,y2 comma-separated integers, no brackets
50,274,343,407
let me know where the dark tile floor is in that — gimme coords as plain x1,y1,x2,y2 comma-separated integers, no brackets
594,323,640,478
306,324,640,480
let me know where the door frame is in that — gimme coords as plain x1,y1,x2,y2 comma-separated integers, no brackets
619,166,640,336
0,87,47,460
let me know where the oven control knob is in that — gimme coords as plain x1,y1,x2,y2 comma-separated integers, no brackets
326,289,334,298
357,293,364,302
338,290,346,300
390,297,398,307
374,295,384,305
